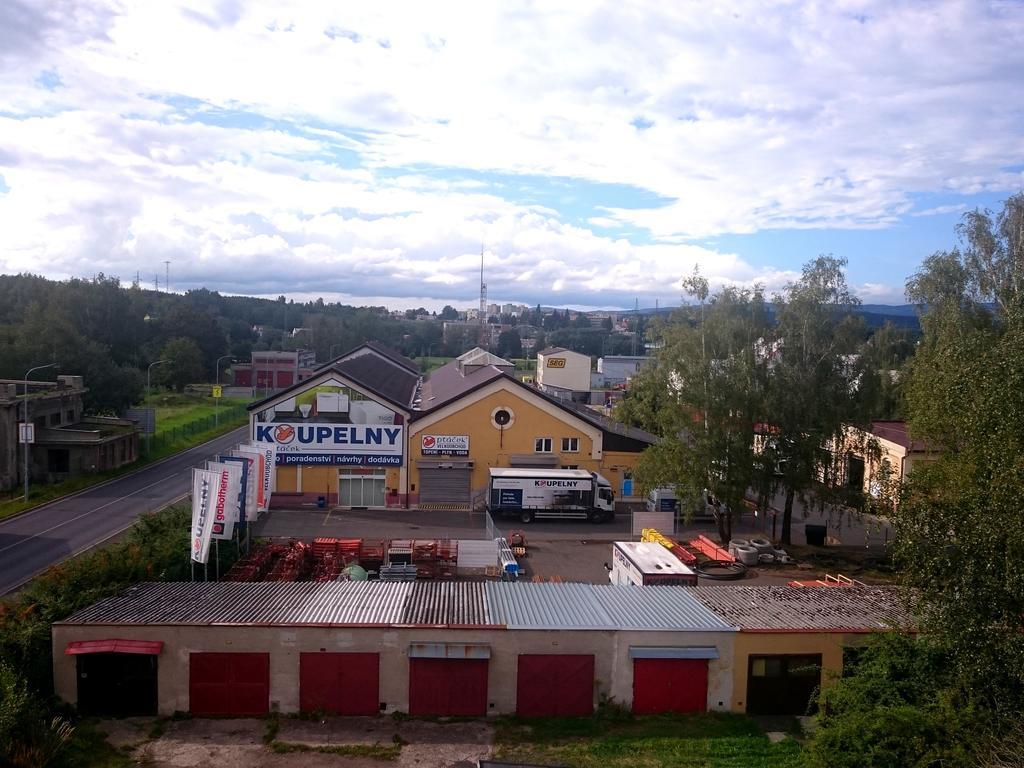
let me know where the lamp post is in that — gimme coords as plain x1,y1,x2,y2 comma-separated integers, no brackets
215,355,233,427
147,359,171,399
23,362,59,502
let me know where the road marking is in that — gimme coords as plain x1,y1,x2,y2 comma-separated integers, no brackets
1,491,191,596
0,473,182,555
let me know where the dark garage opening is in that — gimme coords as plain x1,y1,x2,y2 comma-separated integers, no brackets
747,654,822,715
76,653,158,717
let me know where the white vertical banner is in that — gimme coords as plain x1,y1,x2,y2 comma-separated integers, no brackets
190,469,218,564
206,461,242,540
235,445,268,512
256,443,277,494
228,450,259,521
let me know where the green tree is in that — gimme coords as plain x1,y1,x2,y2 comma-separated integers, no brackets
618,278,771,542
496,329,523,359
439,305,459,320
764,256,867,544
155,338,204,392
896,193,1024,723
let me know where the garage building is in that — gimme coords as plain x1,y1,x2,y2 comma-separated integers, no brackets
691,585,911,715
52,581,735,717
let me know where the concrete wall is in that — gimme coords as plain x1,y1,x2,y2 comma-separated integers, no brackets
53,624,735,716
728,631,868,712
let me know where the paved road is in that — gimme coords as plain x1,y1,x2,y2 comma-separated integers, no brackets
0,426,248,595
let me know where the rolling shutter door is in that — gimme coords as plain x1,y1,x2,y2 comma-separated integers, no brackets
632,658,708,714
516,654,595,717
189,652,269,716
408,658,488,716
419,467,472,505
300,653,380,715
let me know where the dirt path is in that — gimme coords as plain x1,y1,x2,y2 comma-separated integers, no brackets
99,716,494,768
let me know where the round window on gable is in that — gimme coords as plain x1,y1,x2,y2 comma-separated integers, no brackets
491,407,515,429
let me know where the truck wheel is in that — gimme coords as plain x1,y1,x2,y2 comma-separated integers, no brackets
519,510,534,524
587,510,599,523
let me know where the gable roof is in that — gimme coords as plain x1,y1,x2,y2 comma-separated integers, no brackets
413,360,656,448
332,354,419,409
248,347,420,413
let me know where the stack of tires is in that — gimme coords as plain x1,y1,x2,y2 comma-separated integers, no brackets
728,538,760,567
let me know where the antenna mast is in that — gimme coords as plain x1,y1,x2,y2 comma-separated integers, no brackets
164,261,171,293
479,248,488,348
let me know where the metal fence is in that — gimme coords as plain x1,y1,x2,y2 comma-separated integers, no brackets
484,510,502,541
141,404,248,457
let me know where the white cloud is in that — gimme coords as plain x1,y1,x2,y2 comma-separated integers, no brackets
1,0,1022,308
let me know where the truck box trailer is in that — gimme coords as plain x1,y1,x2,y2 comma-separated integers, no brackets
487,468,615,523
609,541,697,586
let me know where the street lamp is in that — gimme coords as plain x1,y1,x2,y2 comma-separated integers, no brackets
147,359,172,399
215,355,234,427
23,362,59,502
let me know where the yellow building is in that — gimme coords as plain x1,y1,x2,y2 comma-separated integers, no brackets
409,352,655,507
694,585,910,714
836,421,938,504
249,344,655,510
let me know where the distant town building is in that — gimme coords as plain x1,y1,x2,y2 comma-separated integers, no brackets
536,347,591,400
233,350,317,391
0,375,139,492
597,355,653,386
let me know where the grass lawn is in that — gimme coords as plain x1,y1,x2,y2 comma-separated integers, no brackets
493,712,803,768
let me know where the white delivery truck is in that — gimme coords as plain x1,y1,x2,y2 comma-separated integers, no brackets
609,541,697,586
487,468,615,523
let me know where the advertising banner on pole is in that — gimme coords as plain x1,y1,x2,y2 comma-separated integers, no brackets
235,445,267,512
227,450,259,522
218,454,250,523
254,443,278,494
190,469,218,564
205,461,242,539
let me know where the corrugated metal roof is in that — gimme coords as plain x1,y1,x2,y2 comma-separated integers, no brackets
691,585,912,632
59,582,414,627
485,583,733,632
401,582,493,627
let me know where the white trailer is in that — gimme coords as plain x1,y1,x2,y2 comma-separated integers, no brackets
609,541,697,587
487,468,615,523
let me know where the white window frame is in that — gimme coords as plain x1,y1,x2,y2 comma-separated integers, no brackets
561,437,580,453
534,437,553,453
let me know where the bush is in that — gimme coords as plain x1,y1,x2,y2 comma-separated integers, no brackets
803,633,985,768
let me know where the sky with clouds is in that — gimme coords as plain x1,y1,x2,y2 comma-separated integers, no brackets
1,0,1022,311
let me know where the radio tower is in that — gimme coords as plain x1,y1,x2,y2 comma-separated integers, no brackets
164,261,171,293
478,249,488,348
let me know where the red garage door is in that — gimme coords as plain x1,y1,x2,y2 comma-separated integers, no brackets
632,658,708,714
189,653,269,716
517,654,595,717
300,653,379,715
408,658,488,716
